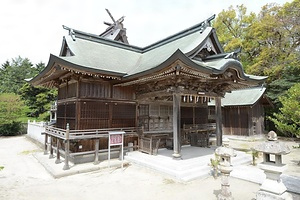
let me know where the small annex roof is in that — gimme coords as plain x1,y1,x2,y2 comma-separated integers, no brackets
209,87,270,107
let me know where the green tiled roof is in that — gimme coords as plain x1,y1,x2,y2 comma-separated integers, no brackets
30,17,268,86
60,26,213,76
209,87,267,106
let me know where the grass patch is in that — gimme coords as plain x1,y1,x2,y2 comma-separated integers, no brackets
293,144,300,149
19,149,39,155
163,178,175,184
0,166,4,171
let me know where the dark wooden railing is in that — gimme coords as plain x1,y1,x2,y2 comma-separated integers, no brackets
45,126,139,139
43,124,140,170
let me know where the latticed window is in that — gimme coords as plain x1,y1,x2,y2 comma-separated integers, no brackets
139,104,149,116
80,101,109,129
112,103,136,128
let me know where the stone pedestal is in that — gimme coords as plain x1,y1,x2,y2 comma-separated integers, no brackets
256,190,292,200
255,131,292,200
256,163,292,200
218,166,233,200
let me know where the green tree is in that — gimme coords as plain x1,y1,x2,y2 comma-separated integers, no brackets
0,93,26,136
214,1,300,82
0,93,24,125
246,1,300,81
0,56,41,94
270,83,300,137
267,66,300,108
213,4,257,71
19,83,57,119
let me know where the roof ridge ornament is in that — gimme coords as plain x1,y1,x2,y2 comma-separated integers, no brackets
99,9,129,44
62,25,76,41
224,47,241,60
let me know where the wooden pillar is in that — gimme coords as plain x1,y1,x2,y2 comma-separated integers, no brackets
44,134,48,155
49,136,54,159
55,139,61,164
63,123,70,170
172,92,181,159
94,131,100,165
215,97,223,146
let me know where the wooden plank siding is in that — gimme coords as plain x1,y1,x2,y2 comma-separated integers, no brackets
56,79,137,130
221,103,265,136
222,107,250,136
55,79,139,152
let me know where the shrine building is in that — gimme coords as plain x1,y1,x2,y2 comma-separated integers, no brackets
30,12,267,162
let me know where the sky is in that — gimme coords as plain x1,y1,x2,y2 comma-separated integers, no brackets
0,0,292,66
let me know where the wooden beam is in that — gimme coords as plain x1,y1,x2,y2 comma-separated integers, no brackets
137,88,219,100
137,89,171,100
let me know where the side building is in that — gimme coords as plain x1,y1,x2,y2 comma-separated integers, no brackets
209,87,272,136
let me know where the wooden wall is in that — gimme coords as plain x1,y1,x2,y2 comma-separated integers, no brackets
138,103,209,131
56,79,136,130
222,103,265,136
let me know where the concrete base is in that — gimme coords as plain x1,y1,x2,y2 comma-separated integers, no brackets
256,191,293,200
172,153,182,160
260,179,287,195
125,146,252,181
33,152,127,178
70,151,121,164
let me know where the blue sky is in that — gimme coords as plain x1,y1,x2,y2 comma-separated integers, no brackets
0,0,291,65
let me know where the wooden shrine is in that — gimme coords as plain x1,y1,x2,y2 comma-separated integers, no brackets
30,11,267,165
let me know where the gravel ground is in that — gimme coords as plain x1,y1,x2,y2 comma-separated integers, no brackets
0,135,299,200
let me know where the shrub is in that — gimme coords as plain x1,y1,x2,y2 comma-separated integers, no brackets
0,121,23,136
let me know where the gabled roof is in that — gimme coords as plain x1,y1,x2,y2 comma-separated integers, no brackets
59,22,219,76
30,15,267,88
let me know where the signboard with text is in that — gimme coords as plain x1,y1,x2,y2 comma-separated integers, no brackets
108,131,125,168
109,134,123,145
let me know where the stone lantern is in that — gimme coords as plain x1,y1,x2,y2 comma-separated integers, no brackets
215,138,236,200
254,131,292,200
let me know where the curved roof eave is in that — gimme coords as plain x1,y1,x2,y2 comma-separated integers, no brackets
212,59,267,81
122,49,267,84
29,54,57,86
30,54,127,86
122,49,214,80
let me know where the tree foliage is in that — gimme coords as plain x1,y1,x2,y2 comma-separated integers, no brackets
0,57,57,121
270,83,300,137
0,93,26,136
0,93,25,125
19,83,57,119
0,56,39,94
214,1,300,82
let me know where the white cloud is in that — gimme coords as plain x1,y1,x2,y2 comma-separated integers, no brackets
0,0,291,65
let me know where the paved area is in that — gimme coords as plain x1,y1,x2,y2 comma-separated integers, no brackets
0,135,299,200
